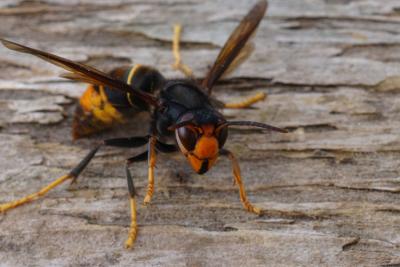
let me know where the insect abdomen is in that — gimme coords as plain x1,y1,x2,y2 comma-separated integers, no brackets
72,65,165,139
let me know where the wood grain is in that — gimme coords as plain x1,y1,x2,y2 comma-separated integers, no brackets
1,0,400,266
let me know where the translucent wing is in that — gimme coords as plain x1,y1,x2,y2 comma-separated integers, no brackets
221,42,255,79
202,0,267,94
0,39,159,107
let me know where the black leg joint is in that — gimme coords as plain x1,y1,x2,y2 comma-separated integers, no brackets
155,141,178,153
125,164,136,197
103,136,149,148
69,145,101,178
127,151,148,164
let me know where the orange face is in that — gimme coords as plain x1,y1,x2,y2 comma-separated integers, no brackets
176,124,227,174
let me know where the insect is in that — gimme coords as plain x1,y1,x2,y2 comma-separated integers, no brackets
0,0,286,248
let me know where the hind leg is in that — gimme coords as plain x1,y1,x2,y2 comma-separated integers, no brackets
0,146,100,213
172,24,194,78
0,136,149,213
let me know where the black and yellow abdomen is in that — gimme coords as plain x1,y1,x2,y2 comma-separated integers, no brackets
72,65,165,139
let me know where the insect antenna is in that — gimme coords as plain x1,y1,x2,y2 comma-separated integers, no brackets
222,121,288,133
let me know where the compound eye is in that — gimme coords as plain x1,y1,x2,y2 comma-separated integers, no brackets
177,126,198,152
216,126,228,148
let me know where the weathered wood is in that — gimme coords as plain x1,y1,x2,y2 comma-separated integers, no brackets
1,0,400,266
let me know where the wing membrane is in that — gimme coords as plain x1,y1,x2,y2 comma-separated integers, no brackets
221,41,255,79
202,0,267,94
0,39,159,107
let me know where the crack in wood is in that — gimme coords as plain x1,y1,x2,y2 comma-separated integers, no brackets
342,236,361,251
1,0,400,265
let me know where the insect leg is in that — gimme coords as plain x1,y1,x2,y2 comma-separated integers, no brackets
0,136,149,213
223,92,266,109
70,136,150,185
155,140,178,153
172,24,194,78
103,136,149,148
0,145,100,213
141,135,178,205
220,149,261,215
124,151,147,249
143,136,157,205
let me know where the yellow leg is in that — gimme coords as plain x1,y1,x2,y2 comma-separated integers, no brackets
125,197,138,249
172,24,194,78
224,92,266,109
143,136,157,205
224,150,261,215
0,174,71,213
0,146,99,213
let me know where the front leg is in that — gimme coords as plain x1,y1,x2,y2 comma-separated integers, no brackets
221,149,261,215
143,136,157,205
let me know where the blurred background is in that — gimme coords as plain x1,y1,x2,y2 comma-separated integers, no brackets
1,1,400,266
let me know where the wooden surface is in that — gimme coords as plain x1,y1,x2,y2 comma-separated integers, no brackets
1,0,400,266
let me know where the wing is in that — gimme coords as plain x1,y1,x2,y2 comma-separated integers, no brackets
220,42,255,79
0,39,159,107
202,0,267,94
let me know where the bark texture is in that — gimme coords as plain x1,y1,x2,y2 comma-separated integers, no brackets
1,0,400,266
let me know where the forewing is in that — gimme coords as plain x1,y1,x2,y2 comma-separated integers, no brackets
60,73,106,85
220,41,255,79
202,0,267,94
0,39,158,107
